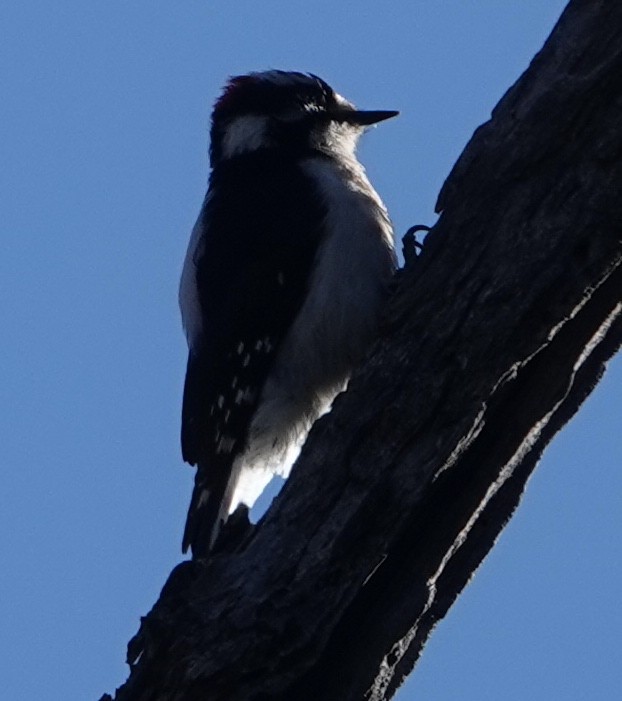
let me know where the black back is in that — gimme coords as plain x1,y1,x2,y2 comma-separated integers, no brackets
181,149,328,554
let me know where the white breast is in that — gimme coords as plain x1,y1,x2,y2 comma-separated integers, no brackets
230,155,396,511
283,156,396,390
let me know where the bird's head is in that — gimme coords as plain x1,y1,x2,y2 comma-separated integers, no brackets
209,70,398,165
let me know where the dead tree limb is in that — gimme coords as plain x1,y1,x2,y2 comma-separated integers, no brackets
101,1,622,699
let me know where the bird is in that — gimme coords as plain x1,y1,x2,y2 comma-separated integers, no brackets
179,70,397,558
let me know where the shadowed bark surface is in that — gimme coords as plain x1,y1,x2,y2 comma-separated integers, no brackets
101,2,622,699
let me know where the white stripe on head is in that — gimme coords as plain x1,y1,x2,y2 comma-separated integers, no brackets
222,115,271,159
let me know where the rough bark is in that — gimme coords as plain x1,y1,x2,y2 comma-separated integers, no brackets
101,2,622,699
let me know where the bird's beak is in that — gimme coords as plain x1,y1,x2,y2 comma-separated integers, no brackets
329,109,399,126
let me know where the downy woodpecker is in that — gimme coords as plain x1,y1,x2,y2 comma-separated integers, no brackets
180,70,397,558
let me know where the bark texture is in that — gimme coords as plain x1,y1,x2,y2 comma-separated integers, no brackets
102,2,622,699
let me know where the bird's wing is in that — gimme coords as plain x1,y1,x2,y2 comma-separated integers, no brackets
181,153,326,556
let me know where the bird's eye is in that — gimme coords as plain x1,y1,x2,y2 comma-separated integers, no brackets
274,105,319,124
273,110,303,124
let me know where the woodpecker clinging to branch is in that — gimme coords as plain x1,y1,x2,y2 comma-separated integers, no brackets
180,70,397,558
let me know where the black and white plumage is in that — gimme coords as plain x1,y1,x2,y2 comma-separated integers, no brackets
180,70,397,558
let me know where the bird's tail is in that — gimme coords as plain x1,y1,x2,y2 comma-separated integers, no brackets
182,463,238,558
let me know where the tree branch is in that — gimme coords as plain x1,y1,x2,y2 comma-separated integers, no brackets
101,1,622,699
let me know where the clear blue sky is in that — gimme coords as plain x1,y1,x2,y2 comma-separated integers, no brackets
2,2,620,700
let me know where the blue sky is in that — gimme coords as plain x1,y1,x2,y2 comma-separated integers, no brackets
2,2,620,700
